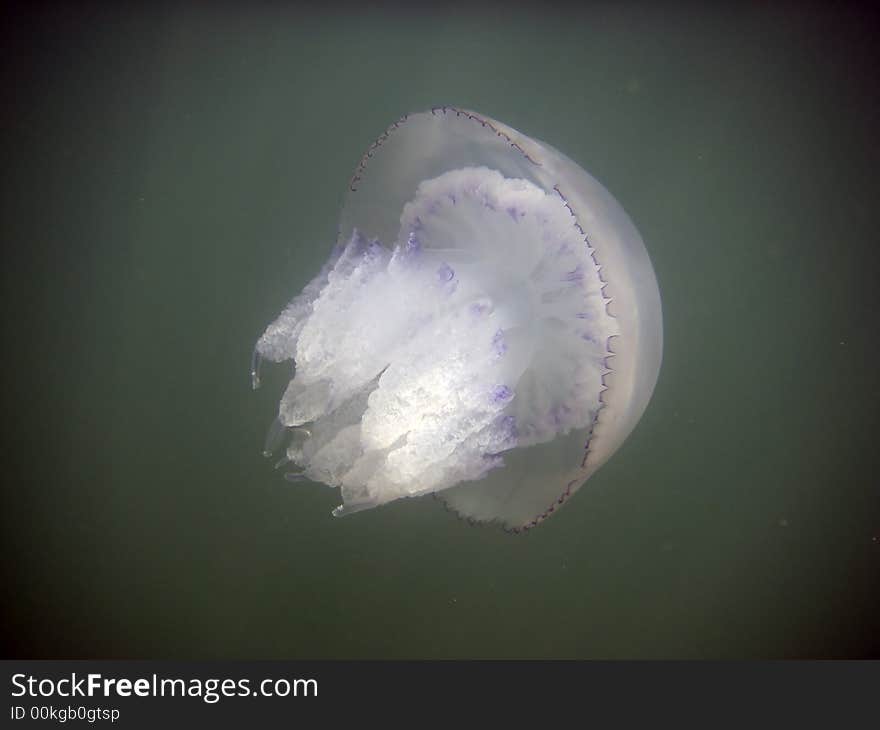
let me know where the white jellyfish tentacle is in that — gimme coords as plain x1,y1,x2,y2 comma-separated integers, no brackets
250,348,262,390
262,417,286,458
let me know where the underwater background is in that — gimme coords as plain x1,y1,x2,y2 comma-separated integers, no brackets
2,2,878,658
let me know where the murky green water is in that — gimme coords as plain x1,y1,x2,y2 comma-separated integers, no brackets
2,4,878,658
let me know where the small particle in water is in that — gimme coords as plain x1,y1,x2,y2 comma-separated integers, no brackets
778,518,789,528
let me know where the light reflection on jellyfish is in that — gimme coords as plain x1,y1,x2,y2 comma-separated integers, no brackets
252,107,663,531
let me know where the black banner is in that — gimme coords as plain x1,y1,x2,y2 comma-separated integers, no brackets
2,661,878,727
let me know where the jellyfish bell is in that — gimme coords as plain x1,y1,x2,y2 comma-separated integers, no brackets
253,107,662,531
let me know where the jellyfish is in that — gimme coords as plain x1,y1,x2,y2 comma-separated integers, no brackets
252,107,662,531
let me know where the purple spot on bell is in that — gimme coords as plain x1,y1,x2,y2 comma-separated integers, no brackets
492,329,507,357
481,454,504,470
364,240,384,261
437,263,454,282
405,231,421,254
491,384,513,403
562,265,584,282
469,301,487,317
487,414,518,454
550,404,572,428
506,206,520,222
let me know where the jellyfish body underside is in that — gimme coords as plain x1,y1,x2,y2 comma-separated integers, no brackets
254,108,662,531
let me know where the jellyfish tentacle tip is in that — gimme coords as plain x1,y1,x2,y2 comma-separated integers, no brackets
261,416,287,458
250,348,262,390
